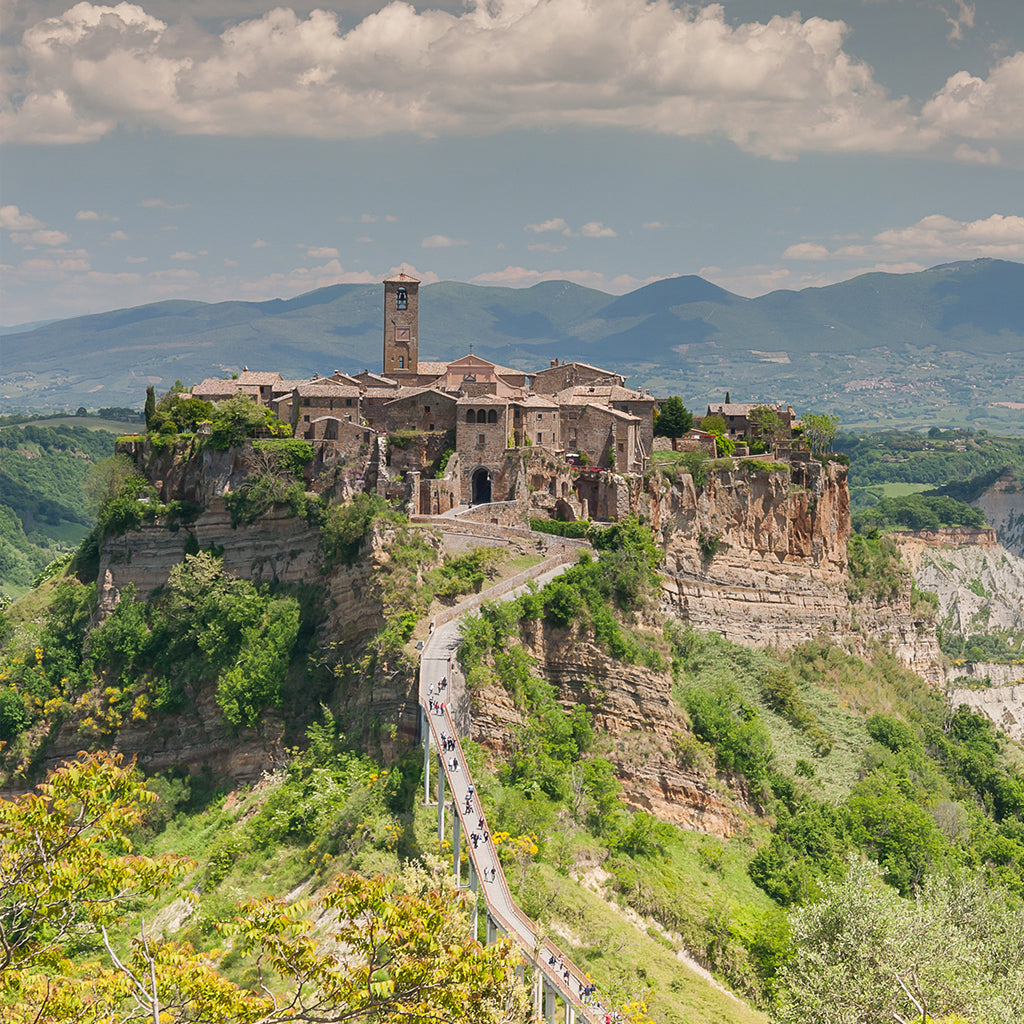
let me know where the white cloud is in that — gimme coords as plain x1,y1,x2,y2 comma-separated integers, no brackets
251,238,268,248
361,214,377,223
306,245,340,258
952,144,1000,164
940,0,974,42
0,0,970,158
923,53,1024,141
357,236,373,243
223,258,238,266
75,209,112,221
526,218,571,235
528,242,567,253
107,230,129,241
642,221,666,231
783,242,831,261
141,198,188,209
10,228,70,246
421,234,468,248
171,251,198,260
578,221,616,239
125,255,148,263
0,205,44,231
782,214,1024,265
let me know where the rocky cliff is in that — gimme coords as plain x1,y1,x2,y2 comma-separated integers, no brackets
468,629,746,838
974,472,1024,558
646,459,943,681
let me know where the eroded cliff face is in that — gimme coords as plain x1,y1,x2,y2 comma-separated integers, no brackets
469,629,746,838
975,473,1024,558
646,460,943,682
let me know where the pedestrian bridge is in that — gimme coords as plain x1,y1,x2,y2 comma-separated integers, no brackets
418,550,615,1024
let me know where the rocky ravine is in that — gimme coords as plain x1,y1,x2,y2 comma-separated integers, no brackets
975,472,1024,559
895,528,1024,638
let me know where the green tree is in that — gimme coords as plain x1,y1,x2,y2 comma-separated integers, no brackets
144,385,156,430
654,397,694,439
802,412,840,459
776,857,1024,1024
0,754,533,1024
748,405,784,445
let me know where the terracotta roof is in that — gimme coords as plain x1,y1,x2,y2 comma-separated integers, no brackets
293,383,360,398
272,379,308,393
514,394,559,408
557,384,651,404
354,372,400,387
384,272,420,283
456,394,508,406
193,378,240,395
362,387,412,400
385,387,458,405
537,360,622,378
236,370,283,385
706,403,788,416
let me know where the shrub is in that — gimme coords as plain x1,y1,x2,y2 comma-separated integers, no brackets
321,494,394,566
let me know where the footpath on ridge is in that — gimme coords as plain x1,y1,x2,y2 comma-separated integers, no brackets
416,524,614,1023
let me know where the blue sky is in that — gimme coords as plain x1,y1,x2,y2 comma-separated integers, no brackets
1,0,1023,326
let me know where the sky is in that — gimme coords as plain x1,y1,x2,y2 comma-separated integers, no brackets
1,0,1023,326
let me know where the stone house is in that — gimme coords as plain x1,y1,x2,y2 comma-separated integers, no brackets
532,359,625,394
384,387,458,435
705,402,796,441
558,397,643,472
291,382,361,438
511,394,560,450
456,396,512,504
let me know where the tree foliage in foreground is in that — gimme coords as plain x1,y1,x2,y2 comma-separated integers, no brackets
0,752,530,1024
775,857,1024,1024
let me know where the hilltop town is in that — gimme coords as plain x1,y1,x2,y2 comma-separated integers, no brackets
187,273,798,522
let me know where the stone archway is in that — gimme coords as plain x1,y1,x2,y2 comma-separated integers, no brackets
471,467,492,504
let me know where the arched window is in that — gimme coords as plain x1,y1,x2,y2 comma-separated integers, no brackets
487,409,497,424
466,410,475,423
476,409,487,424
396,287,408,310
398,356,404,369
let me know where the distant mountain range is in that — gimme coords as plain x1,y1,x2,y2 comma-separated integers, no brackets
3,259,1023,431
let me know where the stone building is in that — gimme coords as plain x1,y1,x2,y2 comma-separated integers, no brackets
532,359,625,394
382,272,421,379
456,396,512,504
705,402,796,441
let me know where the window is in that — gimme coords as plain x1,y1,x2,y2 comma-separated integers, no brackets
537,413,543,421
536,433,542,444
477,433,486,447
429,423,434,431
396,286,407,310
466,410,475,423
303,415,310,423
398,356,404,369
487,409,497,424
476,410,486,424
424,405,430,413
346,398,352,407
618,442,624,452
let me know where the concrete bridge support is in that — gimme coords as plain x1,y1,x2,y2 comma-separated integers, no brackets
544,979,557,1022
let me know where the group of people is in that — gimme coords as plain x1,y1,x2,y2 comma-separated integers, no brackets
546,953,609,1018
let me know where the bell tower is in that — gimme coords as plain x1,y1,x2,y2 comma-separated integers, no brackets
382,272,419,377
